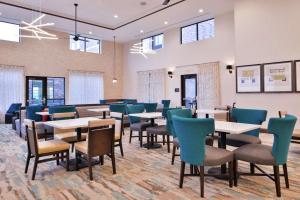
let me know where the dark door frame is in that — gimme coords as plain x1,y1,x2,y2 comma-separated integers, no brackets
181,74,198,108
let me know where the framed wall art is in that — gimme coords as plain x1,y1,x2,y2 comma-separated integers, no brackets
263,61,293,93
236,64,262,93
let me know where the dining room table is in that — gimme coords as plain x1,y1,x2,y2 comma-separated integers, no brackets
88,107,110,119
44,117,113,170
197,109,229,118
128,112,163,149
208,120,261,179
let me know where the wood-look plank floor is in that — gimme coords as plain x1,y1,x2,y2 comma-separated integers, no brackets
0,124,300,200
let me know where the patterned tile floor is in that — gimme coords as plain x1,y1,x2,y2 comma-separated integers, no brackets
0,124,300,200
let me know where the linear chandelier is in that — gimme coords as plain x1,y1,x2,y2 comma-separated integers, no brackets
130,42,156,59
20,14,58,40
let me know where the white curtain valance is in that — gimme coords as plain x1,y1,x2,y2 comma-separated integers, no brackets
197,62,221,109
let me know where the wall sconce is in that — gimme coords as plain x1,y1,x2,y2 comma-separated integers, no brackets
168,71,173,78
226,65,234,74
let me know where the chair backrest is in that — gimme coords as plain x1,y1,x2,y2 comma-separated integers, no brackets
109,104,127,114
87,119,115,156
52,112,76,120
7,103,22,113
278,111,288,118
24,119,39,155
173,116,215,165
268,114,297,165
127,105,145,124
167,108,192,137
144,103,158,112
100,99,107,104
48,105,76,114
161,100,171,108
110,112,123,140
26,105,44,122
123,99,138,104
231,108,267,137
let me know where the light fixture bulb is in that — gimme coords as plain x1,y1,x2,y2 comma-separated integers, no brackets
164,21,168,25
112,78,118,83
199,9,204,13
114,14,118,18
140,30,144,33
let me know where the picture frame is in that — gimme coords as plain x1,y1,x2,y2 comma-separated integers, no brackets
263,61,293,93
295,60,300,92
236,64,262,93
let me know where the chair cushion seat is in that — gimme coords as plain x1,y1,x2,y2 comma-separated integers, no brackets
226,134,261,147
293,130,300,138
38,140,69,154
173,136,214,148
75,141,88,154
204,146,234,166
234,144,275,165
130,122,153,131
146,125,169,135
54,132,87,143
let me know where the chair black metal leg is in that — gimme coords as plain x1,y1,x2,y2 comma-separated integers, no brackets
179,161,185,188
233,159,238,187
32,156,39,180
111,153,116,174
171,146,176,165
273,165,281,197
228,161,233,188
199,166,204,197
88,156,93,180
129,130,132,143
66,151,69,171
190,164,194,174
100,155,104,165
56,153,59,165
71,143,75,153
283,163,289,188
119,141,124,157
25,153,31,174
147,133,150,150
163,135,165,145
167,135,170,153
250,163,255,174
139,131,143,147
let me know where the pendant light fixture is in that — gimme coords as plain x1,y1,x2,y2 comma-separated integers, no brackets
112,36,118,83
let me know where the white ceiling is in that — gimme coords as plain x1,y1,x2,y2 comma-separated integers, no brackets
0,0,234,42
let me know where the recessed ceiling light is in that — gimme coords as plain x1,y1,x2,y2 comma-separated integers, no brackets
164,21,168,25
140,30,144,33
114,14,118,18
89,31,92,34
199,9,204,13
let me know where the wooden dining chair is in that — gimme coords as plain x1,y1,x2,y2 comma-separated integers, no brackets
75,119,116,180
24,119,70,180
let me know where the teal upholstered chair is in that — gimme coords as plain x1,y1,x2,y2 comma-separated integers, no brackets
144,103,157,113
234,114,297,197
173,116,234,197
123,99,137,104
26,105,44,122
167,109,192,164
99,100,107,104
161,100,171,108
48,105,76,115
227,108,267,147
127,105,152,147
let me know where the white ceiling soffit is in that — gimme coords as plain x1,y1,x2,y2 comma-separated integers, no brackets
0,0,233,42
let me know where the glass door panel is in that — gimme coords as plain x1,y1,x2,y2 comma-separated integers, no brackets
181,74,197,109
26,77,47,106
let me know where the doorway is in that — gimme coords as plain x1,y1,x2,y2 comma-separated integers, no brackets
181,74,197,109
26,76,65,106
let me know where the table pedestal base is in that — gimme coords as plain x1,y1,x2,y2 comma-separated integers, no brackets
142,143,162,149
59,157,100,171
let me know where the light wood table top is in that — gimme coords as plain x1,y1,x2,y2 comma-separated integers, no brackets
215,121,261,134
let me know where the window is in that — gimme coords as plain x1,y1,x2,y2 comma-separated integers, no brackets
142,34,164,52
0,21,20,42
181,19,215,44
47,77,65,106
181,24,197,44
69,71,104,104
69,35,101,54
